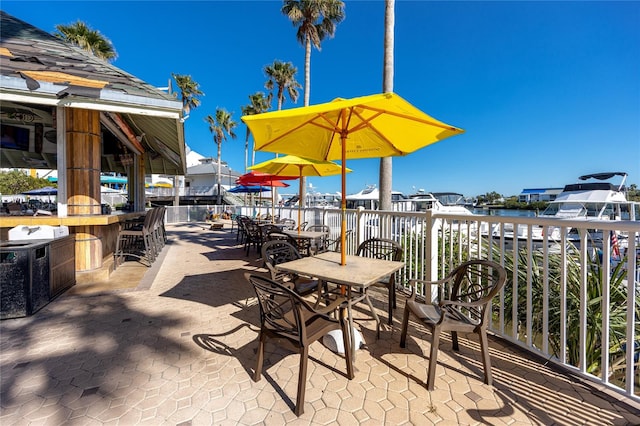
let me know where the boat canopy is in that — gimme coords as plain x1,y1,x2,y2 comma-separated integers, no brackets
563,183,618,193
578,172,627,191
578,172,627,181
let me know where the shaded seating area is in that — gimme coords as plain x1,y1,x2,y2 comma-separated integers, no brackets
114,206,166,267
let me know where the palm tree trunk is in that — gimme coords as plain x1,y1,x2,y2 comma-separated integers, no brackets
300,36,313,207
304,37,311,106
244,128,250,173
277,87,284,111
217,142,222,205
379,0,395,211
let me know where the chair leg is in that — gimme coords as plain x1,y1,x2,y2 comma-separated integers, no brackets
392,283,397,309
451,331,459,351
478,330,493,386
295,345,309,416
387,285,394,325
114,231,124,268
363,291,381,339
399,305,410,348
254,332,265,382
426,327,440,391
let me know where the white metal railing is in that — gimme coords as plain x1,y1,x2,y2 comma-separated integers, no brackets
146,186,235,198
164,204,639,401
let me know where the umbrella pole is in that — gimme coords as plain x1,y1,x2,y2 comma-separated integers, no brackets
298,167,303,235
340,126,347,266
271,180,275,223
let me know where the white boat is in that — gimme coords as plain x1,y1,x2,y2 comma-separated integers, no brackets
539,172,639,244
400,191,475,215
539,172,639,221
357,188,477,238
491,172,640,243
345,185,408,210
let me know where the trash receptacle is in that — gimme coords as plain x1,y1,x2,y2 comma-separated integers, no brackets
0,240,50,319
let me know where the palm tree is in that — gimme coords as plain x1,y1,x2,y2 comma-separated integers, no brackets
205,109,238,204
172,74,204,116
53,21,117,61
263,60,301,111
263,60,300,207
379,0,395,210
241,92,271,171
281,0,344,106
281,0,344,204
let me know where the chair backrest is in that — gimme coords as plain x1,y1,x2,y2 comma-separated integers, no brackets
261,239,302,282
280,218,296,230
142,207,157,230
327,229,353,253
153,206,165,228
235,215,247,228
247,274,313,344
241,218,260,238
305,225,330,252
356,237,403,262
260,224,282,238
443,259,507,327
248,274,302,342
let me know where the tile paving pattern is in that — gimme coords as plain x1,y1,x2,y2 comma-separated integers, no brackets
1,223,639,425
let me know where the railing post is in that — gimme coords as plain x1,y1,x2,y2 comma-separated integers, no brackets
425,210,439,283
356,207,365,248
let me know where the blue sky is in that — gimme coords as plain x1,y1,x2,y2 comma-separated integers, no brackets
3,1,639,198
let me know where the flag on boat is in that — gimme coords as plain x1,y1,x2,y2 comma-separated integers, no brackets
610,231,621,259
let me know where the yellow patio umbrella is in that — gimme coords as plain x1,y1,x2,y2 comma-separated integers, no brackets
242,92,464,265
248,155,352,234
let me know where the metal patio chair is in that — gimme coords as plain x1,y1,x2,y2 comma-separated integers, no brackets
261,239,325,299
246,274,353,416
304,224,330,254
400,259,507,390
240,219,262,256
356,237,403,325
114,208,158,267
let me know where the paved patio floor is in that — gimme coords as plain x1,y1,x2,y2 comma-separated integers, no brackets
1,223,639,425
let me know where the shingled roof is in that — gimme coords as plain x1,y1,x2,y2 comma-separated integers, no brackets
0,11,186,175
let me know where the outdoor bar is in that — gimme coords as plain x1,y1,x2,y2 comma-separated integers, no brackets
0,12,186,281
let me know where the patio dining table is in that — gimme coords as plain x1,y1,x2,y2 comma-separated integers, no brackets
275,251,405,361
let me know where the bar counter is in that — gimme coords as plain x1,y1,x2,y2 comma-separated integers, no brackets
0,211,146,272
0,211,144,227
